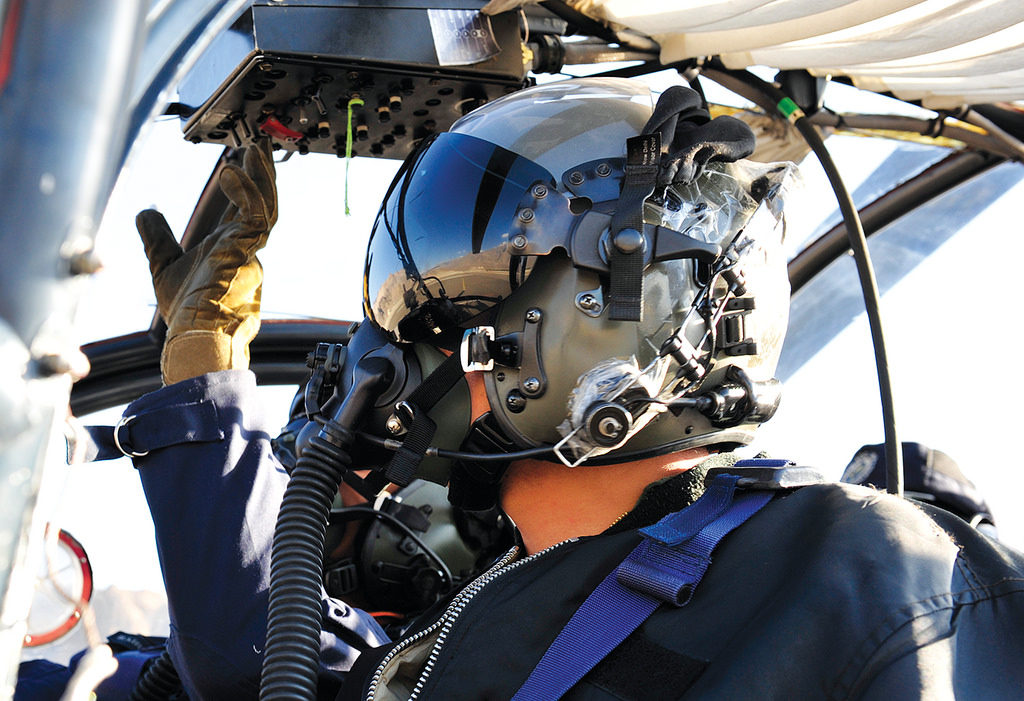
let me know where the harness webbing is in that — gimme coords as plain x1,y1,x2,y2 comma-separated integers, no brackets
511,473,774,701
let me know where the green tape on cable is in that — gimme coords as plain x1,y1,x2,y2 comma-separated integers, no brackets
776,97,805,123
345,97,365,215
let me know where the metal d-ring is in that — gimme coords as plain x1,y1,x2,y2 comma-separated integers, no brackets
113,415,149,457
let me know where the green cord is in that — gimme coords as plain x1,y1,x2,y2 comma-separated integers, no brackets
345,97,364,215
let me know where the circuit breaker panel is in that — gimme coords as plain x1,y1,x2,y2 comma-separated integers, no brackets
176,1,530,159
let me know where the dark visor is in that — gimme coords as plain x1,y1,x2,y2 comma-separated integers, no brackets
363,132,558,343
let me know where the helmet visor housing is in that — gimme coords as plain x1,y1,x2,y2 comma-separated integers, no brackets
364,132,558,344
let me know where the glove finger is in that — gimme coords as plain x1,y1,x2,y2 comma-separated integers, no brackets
219,164,272,248
135,209,184,278
243,139,278,226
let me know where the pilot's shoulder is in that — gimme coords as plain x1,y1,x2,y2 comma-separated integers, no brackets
776,480,1024,574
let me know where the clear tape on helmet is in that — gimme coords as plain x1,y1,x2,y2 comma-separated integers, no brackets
554,355,670,466
653,160,799,249
652,159,799,382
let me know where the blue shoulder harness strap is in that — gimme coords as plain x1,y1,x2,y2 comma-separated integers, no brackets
512,459,806,701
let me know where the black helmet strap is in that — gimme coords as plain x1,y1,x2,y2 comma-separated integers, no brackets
608,132,661,322
605,85,759,323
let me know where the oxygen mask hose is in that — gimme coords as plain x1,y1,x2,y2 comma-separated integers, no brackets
260,356,394,701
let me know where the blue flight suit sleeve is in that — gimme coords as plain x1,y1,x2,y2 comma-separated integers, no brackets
121,370,388,700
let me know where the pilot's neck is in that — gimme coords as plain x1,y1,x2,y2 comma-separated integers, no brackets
499,448,708,555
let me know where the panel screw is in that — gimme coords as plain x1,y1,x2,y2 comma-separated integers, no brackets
531,184,548,199
525,308,541,323
522,377,541,394
506,390,527,413
511,234,528,249
596,163,612,177
576,293,601,312
518,208,534,223
568,171,585,186
386,415,404,435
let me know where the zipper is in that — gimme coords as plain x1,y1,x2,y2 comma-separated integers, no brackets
365,539,576,701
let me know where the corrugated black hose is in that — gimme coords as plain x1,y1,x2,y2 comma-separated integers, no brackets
129,650,182,700
259,357,394,700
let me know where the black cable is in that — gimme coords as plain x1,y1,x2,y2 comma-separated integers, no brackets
538,0,619,44
703,63,903,496
358,431,555,462
576,60,666,79
678,62,706,108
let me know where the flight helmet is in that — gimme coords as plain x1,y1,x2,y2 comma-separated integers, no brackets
361,77,798,494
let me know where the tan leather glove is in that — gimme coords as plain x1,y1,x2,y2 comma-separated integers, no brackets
137,139,277,385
